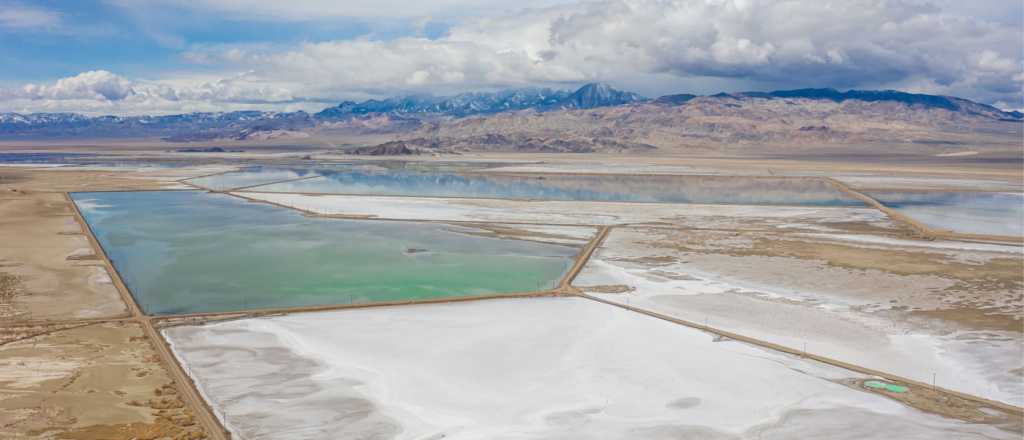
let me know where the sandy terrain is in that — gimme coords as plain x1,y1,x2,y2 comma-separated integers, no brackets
163,298,1017,439
0,189,125,321
0,321,207,439
573,227,1023,405
0,166,234,439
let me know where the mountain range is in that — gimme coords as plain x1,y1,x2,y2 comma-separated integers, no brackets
1,83,1020,155
317,83,643,118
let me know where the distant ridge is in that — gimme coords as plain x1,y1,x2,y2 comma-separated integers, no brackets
711,88,1013,118
315,82,642,119
653,94,697,105
0,84,1019,141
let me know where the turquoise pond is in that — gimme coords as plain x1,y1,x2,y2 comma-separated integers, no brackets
190,166,863,206
72,191,579,315
868,191,1024,237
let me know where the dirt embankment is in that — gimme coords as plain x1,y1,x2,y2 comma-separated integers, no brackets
840,378,1022,433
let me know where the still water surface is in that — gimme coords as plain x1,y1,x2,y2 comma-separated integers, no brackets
202,166,862,206
73,191,578,315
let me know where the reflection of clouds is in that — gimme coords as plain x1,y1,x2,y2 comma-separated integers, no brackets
188,166,319,190
256,168,859,206
72,198,112,212
870,191,1024,206
870,191,1024,236
483,175,858,205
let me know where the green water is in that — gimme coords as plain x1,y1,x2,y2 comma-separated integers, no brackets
864,380,909,393
72,191,578,315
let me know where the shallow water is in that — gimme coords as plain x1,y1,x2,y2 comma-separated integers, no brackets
0,152,95,163
868,191,1024,237
185,162,515,191
73,191,578,315
186,166,321,190
0,152,185,169
242,168,861,206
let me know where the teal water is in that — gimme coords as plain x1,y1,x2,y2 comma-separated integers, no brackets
864,380,909,393
868,191,1024,237
227,166,862,206
72,191,578,315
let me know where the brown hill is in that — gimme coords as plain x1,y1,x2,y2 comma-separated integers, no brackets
362,96,1020,155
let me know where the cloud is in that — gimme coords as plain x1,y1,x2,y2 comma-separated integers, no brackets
2,0,1021,114
0,3,61,30
0,70,303,115
20,70,137,101
112,0,575,20
201,0,1023,104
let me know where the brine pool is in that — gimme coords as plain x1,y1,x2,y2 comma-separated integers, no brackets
0,152,188,169
187,166,321,191
189,166,863,206
868,191,1024,237
72,191,580,315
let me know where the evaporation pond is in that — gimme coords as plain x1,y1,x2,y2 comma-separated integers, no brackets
248,169,863,206
185,162,514,191
72,191,579,315
0,152,94,164
186,166,323,191
0,153,185,169
868,191,1024,237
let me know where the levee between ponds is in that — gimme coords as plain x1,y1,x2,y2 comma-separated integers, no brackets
824,177,1022,245
65,192,231,440
152,290,568,326
577,292,1024,416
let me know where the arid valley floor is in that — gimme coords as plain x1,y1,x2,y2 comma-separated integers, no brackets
0,149,1021,439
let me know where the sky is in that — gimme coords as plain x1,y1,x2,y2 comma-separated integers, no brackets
0,0,1020,115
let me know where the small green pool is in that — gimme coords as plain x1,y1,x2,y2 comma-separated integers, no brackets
864,380,909,393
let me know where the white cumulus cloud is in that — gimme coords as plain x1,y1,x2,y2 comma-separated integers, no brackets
20,70,137,101
187,0,1023,105
1,0,1021,114
0,70,304,115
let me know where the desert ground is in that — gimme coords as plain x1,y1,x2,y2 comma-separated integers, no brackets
0,146,1020,439
0,164,237,439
